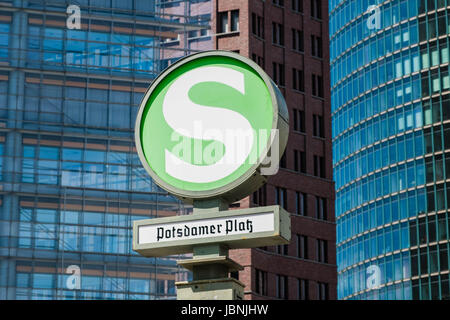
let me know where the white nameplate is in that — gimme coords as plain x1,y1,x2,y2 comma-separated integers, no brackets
133,205,290,257
138,212,275,245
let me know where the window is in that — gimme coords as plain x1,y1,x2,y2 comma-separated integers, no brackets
273,62,285,86
317,282,328,300
252,191,258,205
292,0,303,13
218,11,239,34
297,235,308,258
199,28,208,37
294,150,306,173
255,269,268,295
0,143,3,181
313,155,325,178
252,53,264,68
252,13,264,38
275,187,287,210
276,275,289,299
298,279,309,300
258,56,264,68
296,191,307,215
316,239,328,263
277,244,289,255
293,68,304,91
311,35,323,58
260,184,267,206
230,10,239,32
188,30,198,39
313,114,324,137
280,152,287,169
273,0,284,7
218,12,228,33
316,196,327,220
253,184,267,206
272,22,284,46
293,109,305,132
33,273,55,289
292,29,304,52
312,74,324,97
293,149,299,172
311,0,322,19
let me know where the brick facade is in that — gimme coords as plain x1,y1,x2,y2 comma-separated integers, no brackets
212,0,337,300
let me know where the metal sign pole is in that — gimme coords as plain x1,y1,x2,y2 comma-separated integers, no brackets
175,199,245,300
132,51,291,301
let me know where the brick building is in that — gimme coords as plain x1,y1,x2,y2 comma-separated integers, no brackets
211,0,337,300
161,0,336,300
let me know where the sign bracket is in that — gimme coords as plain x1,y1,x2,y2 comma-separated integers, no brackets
175,201,246,300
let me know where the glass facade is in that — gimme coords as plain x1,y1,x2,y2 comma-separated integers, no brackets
330,0,450,299
0,0,211,299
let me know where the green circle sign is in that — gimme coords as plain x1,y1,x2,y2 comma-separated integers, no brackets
135,51,288,203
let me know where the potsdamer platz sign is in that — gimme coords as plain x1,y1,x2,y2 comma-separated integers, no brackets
133,51,290,300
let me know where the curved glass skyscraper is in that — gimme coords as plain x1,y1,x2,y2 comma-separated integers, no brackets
330,0,450,299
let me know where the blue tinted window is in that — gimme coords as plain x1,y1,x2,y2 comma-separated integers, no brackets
84,212,103,225
109,104,130,129
66,86,86,100
88,31,110,43
62,161,81,170
82,276,102,291
111,34,130,44
0,23,9,50
39,146,59,160
43,28,63,50
107,151,127,164
86,102,107,127
66,30,86,52
36,209,57,223
23,146,35,158
16,273,29,288
82,228,103,252
67,29,86,41
33,274,54,289
20,208,33,221
85,150,105,162
129,279,149,293
62,148,82,161
62,211,79,224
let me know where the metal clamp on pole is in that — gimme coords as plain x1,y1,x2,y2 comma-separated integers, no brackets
176,243,245,300
175,200,245,300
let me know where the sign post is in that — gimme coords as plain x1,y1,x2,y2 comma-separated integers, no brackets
133,51,290,300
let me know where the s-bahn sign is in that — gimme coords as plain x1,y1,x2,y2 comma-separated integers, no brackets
133,51,290,262
133,50,291,300
134,50,289,204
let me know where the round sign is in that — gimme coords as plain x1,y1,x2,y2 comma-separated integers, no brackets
135,51,289,203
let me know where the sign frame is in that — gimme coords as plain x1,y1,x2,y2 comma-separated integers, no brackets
133,205,291,257
134,50,289,204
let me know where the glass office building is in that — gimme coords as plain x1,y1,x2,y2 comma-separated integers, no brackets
330,0,450,299
0,0,210,299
